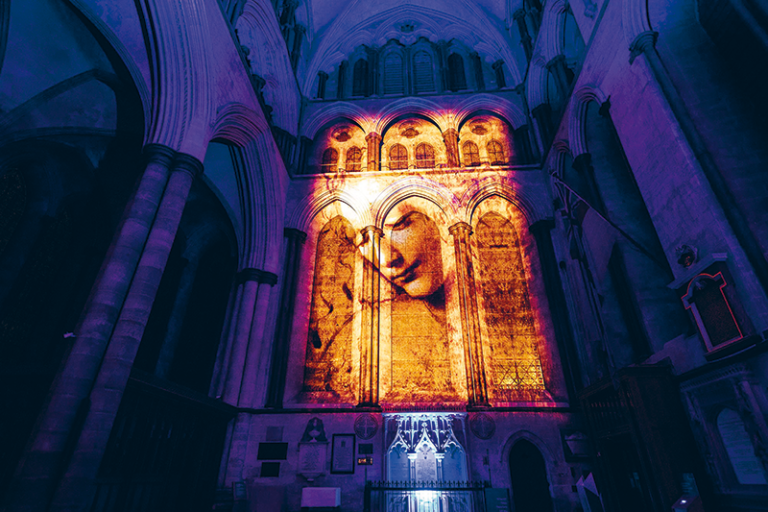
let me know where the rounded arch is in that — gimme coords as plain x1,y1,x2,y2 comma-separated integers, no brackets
455,97,526,131
372,178,461,228
301,104,372,139
568,85,609,158
375,98,449,135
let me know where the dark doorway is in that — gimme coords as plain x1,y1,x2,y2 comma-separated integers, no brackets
509,440,554,512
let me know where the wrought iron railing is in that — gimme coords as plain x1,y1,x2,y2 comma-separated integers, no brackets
364,481,490,512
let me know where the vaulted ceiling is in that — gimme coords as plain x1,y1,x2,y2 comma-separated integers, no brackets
293,0,528,94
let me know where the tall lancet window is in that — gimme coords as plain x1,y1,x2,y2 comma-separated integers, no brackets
387,212,453,401
447,53,467,91
476,212,545,401
352,58,369,97
383,53,404,95
303,216,356,400
413,51,435,94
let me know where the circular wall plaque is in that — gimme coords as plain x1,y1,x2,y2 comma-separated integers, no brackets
354,413,379,440
470,413,496,440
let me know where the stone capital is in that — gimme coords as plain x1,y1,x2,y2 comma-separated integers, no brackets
143,143,176,168
173,152,204,178
449,221,472,237
284,227,308,243
237,268,278,285
629,30,659,64
360,225,383,239
365,132,382,142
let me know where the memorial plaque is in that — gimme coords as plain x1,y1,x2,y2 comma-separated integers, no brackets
331,434,355,474
298,443,327,481
414,445,437,482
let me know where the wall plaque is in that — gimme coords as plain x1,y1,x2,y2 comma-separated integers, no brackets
331,434,355,474
354,413,379,439
470,413,496,440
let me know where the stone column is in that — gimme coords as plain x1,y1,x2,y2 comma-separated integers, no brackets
358,226,382,407
546,55,571,98
223,268,278,406
531,103,554,152
366,132,382,172
2,144,176,512
514,9,533,62
443,128,460,168
513,125,534,165
265,228,306,408
471,52,485,91
449,222,489,407
629,30,768,298
48,153,203,512
529,219,581,400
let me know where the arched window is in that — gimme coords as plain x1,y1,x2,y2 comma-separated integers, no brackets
383,53,404,95
389,144,408,170
413,51,435,94
415,143,435,168
304,216,356,399
352,58,369,97
346,147,362,171
462,141,480,167
447,53,467,91
476,212,545,402
321,148,338,172
487,140,505,165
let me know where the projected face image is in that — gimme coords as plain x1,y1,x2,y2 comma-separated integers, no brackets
385,211,444,298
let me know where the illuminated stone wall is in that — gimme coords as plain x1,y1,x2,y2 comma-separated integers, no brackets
284,113,563,408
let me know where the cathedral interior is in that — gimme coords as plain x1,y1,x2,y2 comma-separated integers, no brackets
1,0,768,511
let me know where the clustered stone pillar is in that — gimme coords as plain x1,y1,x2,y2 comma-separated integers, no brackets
514,9,533,62
366,132,381,172
443,128,460,168
529,219,581,400
211,268,276,492
266,228,306,408
449,222,489,407
222,268,278,406
49,153,204,511
358,226,382,407
3,144,176,512
531,103,555,152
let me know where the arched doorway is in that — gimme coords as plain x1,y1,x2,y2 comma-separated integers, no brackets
509,440,554,512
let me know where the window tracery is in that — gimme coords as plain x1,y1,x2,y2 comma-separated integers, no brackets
346,147,362,171
321,148,338,172
462,141,480,167
303,216,356,400
487,140,506,165
415,143,435,168
389,144,409,170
